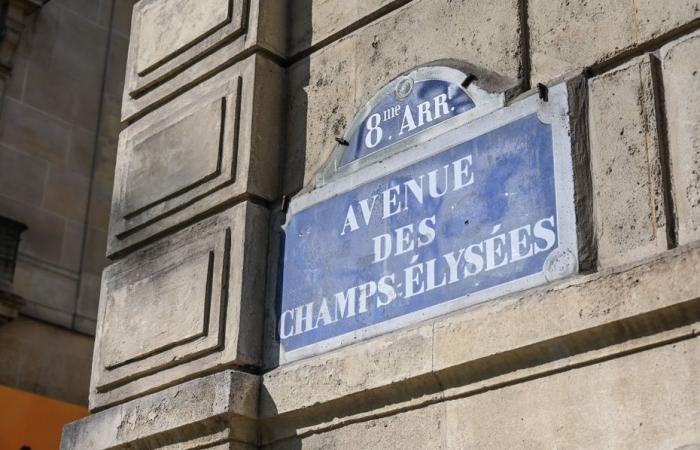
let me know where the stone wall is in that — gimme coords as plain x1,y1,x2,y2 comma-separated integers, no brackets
0,0,137,405
0,0,135,334
62,0,700,448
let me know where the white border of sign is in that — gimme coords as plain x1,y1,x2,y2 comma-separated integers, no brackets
316,66,506,187
280,79,578,365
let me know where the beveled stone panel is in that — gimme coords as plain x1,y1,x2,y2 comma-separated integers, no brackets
63,370,259,449
109,55,283,256
123,96,229,217
123,0,286,120
288,0,410,57
128,0,245,96
101,249,217,371
135,0,233,76
91,202,269,410
588,56,668,267
661,30,700,245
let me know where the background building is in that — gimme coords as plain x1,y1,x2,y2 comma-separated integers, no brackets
0,0,135,448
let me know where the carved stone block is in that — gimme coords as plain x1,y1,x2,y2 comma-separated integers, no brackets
122,0,286,120
109,54,282,256
91,202,269,410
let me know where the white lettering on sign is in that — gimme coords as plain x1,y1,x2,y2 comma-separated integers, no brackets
340,155,474,236
279,215,556,339
279,149,557,339
362,93,452,150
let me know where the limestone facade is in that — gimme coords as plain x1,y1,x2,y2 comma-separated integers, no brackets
62,1,700,448
0,0,137,406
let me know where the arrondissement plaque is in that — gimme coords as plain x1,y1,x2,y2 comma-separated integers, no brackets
278,67,579,362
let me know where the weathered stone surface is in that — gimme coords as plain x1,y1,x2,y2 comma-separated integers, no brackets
75,272,101,333
588,56,668,267
101,252,215,370
122,0,286,119
0,97,70,165
135,0,231,75
263,338,698,448
431,242,700,373
285,0,523,194
63,370,259,449
530,0,700,84
0,145,48,205
22,1,108,130
55,0,100,23
0,316,93,405
288,0,410,57
55,1,700,448
61,220,84,272
529,0,636,83
91,202,269,410
441,337,700,449
42,165,90,222
635,0,700,42
0,196,65,267
261,242,700,428
19,263,78,322
261,324,433,418
661,30,700,245
122,97,224,216
5,54,27,100
109,54,283,256
267,402,446,450
100,0,139,37
128,0,244,96
82,227,109,275
66,127,96,176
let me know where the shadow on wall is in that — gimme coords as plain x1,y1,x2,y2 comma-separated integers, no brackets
282,0,311,198
262,0,313,375
258,0,311,447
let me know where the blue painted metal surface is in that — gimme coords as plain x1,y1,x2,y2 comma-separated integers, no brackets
340,79,475,166
279,113,559,353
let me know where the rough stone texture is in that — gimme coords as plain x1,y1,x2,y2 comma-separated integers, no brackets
62,1,700,448
267,403,446,450
134,0,231,75
91,202,269,411
442,337,700,449
260,242,700,428
127,0,245,96
261,324,433,418
42,165,90,222
121,98,225,216
109,54,283,256
288,0,410,57
661,30,700,245
431,245,699,375
0,97,71,165
529,0,700,83
20,1,108,130
635,0,700,42
529,0,636,83
285,0,523,194
122,0,286,120
12,260,79,328
263,338,698,448
0,0,137,335
63,370,259,449
588,56,668,267
0,316,93,405
0,144,49,205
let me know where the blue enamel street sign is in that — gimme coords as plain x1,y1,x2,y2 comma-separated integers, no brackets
339,77,476,166
278,68,578,362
